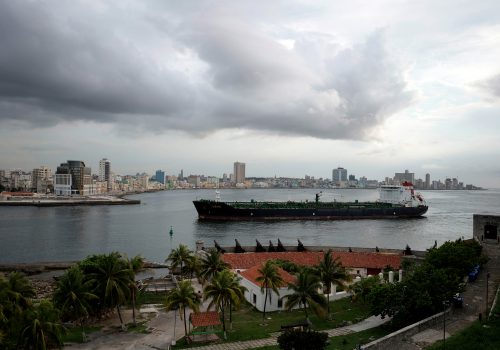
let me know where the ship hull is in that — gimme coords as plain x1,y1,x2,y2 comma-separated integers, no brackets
193,200,428,221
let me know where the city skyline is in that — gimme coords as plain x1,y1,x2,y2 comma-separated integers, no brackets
1,160,481,190
1,2,500,187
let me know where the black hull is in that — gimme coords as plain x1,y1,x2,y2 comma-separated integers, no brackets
193,200,428,221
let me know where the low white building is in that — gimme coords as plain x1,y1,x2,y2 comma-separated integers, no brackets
222,250,403,312
238,265,296,312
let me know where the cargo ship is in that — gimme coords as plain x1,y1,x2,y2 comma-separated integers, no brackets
193,182,428,221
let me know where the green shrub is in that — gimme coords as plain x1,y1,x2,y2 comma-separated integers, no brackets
277,329,328,350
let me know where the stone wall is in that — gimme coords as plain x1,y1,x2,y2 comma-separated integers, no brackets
473,214,500,243
362,310,449,349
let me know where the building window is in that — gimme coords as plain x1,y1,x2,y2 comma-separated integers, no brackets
278,299,283,308
253,293,257,304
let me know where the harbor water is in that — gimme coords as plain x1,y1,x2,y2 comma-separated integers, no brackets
1,188,499,264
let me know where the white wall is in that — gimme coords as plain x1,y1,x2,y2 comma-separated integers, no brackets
239,277,350,312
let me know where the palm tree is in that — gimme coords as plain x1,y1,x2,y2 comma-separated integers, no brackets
199,248,230,283
256,260,284,322
227,271,247,330
165,279,200,341
203,270,246,338
88,253,132,329
348,276,380,303
284,269,327,319
52,265,97,341
183,254,201,280
316,250,351,317
18,300,65,350
2,272,35,317
128,255,145,326
1,272,35,347
167,244,194,279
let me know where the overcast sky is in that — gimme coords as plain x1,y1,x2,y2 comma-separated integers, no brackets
1,1,500,187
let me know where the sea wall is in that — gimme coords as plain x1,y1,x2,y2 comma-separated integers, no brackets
0,198,140,206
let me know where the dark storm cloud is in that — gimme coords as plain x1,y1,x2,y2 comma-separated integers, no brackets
0,2,415,140
478,73,500,99
0,2,193,125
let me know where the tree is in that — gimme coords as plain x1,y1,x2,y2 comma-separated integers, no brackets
18,300,65,350
52,265,97,341
277,329,329,350
315,250,351,317
284,269,327,319
256,260,284,322
1,272,35,318
183,254,201,280
166,245,194,279
425,239,484,278
348,276,380,303
203,270,246,337
199,248,230,283
165,280,200,341
0,272,35,348
87,253,132,329
367,240,479,328
128,255,145,326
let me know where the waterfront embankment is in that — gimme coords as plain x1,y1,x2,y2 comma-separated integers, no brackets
0,196,140,206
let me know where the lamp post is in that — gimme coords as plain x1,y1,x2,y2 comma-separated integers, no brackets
442,300,449,350
169,226,174,255
172,306,177,346
486,272,490,315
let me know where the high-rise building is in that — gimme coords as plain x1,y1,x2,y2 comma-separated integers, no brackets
332,167,347,183
394,170,415,184
99,158,111,191
55,160,92,195
425,173,431,189
155,170,165,184
31,166,52,193
234,162,246,184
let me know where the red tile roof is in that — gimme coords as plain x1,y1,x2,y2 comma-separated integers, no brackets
190,311,221,327
222,251,401,270
239,264,296,288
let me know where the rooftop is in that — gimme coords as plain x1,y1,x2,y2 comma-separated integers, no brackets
190,311,221,327
239,264,296,288
222,251,401,270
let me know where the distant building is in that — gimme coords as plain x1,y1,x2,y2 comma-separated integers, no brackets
332,167,347,183
187,175,201,188
55,160,93,195
99,158,111,191
155,169,165,184
234,162,246,184
425,173,430,189
394,169,414,184
31,166,52,193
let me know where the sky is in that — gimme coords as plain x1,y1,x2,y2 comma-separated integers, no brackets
1,1,500,187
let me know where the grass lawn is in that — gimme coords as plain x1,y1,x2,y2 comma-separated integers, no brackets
222,297,371,342
136,290,167,305
172,297,373,348
62,325,101,343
